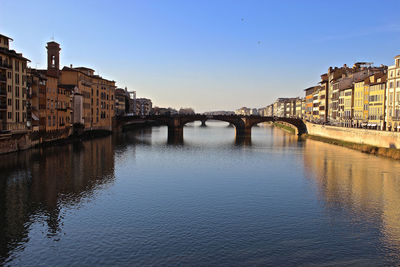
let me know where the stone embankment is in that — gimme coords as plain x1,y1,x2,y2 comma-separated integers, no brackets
0,120,159,155
304,122,400,160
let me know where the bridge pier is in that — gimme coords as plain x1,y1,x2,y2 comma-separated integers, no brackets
235,134,251,146
235,126,251,137
200,120,207,127
168,126,183,144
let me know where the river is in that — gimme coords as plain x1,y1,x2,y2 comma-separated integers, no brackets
1,122,400,266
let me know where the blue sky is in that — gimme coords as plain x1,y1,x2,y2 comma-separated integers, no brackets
2,0,400,112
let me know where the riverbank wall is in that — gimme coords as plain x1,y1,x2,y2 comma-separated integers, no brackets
0,127,74,154
305,122,400,148
0,119,161,155
272,122,296,134
304,122,400,159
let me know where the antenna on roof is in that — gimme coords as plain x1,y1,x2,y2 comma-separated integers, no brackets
51,33,55,41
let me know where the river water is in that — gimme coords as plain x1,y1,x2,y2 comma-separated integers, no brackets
1,122,400,266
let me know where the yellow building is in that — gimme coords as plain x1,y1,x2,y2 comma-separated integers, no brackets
386,56,400,131
343,86,353,127
0,34,30,132
353,79,367,127
60,66,115,131
368,73,386,130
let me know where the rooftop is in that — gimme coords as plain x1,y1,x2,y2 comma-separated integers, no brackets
0,47,30,62
0,34,13,41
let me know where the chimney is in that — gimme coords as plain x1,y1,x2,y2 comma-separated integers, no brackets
70,64,73,68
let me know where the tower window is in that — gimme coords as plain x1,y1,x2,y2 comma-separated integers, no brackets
51,55,56,67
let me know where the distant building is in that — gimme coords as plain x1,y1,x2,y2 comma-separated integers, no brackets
152,106,178,115
235,107,251,115
203,110,235,115
178,108,195,115
265,104,274,116
304,86,319,121
136,98,152,115
128,90,136,115
273,98,297,118
115,88,128,116
295,98,303,118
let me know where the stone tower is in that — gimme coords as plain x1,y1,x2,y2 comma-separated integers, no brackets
46,41,61,77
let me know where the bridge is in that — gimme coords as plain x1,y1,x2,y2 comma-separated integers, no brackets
116,115,307,143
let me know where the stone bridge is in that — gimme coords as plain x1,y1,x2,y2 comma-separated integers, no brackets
116,114,307,143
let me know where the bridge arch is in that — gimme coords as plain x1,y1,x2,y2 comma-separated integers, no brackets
116,115,307,143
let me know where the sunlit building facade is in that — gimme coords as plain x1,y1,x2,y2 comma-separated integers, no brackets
0,34,30,132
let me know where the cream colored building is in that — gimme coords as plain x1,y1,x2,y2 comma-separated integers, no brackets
386,56,400,131
0,34,30,132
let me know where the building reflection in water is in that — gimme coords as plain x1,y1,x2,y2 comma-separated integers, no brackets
303,139,400,262
0,136,115,264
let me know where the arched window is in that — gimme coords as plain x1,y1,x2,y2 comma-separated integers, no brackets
51,55,56,67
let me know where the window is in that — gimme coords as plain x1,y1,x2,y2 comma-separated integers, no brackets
7,99,11,106
15,86,19,97
15,73,19,84
7,85,11,92
7,112,12,119
51,55,56,67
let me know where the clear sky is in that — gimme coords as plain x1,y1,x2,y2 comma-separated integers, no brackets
2,0,400,112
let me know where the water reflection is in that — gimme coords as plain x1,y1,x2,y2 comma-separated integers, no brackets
303,139,400,264
1,124,400,265
0,137,115,264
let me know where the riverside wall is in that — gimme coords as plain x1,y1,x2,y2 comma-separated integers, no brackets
305,122,400,149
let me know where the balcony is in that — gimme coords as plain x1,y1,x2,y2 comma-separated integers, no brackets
0,104,7,110
0,86,6,97
0,74,6,83
6,122,27,132
0,61,12,69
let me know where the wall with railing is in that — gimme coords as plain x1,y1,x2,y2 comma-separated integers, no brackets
306,122,400,149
